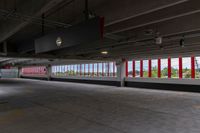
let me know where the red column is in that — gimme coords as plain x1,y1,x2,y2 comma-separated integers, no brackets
73,65,75,76
158,58,161,78
125,60,128,77
179,57,182,79
132,60,135,77
140,60,143,77
84,64,86,76
191,56,195,79
108,63,110,77
88,64,90,77
148,59,152,78
77,65,78,76
80,64,82,76
92,64,94,77
168,57,171,78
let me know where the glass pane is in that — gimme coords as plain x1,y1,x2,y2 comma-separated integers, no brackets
114,62,117,77
81,64,84,76
195,57,200,79
135,61,140,77
171,58,179,78
128,61,133,77
74,65,78,76
143,60,148,78
152,59,158,78
94,63,97,77
183,57,191,79
161,59,168,78
99,63,103,76
109,62,113,77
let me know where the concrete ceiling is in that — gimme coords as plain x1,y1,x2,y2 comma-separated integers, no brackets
0,0,200,66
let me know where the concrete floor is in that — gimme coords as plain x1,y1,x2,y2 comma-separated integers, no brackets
0,79,200,133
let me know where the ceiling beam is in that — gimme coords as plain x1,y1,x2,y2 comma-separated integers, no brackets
106,0,200,34
0,0,68,43
105,0,188,26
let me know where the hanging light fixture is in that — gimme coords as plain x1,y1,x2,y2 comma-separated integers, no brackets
101,51,108,55
155,36,162,45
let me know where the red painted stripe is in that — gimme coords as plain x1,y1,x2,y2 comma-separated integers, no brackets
108,63,110,77
80,64,82,76
140,60,143,77
84,64,86,76
77,65,78,76
148,59,152,78
73,65,75,75
158,58,161,78
168,57,171,78
191,56,195,79
125,60,128,77
92,64,94,77
88,64,90,77
132,60,135,77
179,57,182,79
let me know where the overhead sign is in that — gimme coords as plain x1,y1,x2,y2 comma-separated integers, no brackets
35,17,104,54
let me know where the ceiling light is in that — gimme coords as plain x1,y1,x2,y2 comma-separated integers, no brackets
101,51,108,55
56,37,62,47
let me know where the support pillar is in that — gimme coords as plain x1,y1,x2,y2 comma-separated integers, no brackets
18,66,22,78
47,65,51,81
117,59,126,87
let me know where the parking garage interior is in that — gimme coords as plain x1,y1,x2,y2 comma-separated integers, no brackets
0,0,200,133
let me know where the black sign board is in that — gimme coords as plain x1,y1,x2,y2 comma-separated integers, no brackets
35,17,103,54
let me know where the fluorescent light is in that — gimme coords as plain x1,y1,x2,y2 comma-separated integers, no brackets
101,51,108,55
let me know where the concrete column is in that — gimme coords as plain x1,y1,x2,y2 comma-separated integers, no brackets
18,66,22,78
47,65,52,81
117,59,126,87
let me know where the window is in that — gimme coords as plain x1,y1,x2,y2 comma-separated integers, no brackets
171,58,179,78
143,60,148,78
183,57,191,79
84,64,88,76
195,57,200,79
89,64,93,77
105,63,109,77
94,63,97,77
99,63,103,76
135,61,140,77
114,62,117,77
161,59,168,78
73,65,77,76
102,63,106,76
128,61,133,77
152,59,158,78
81,64,84,76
